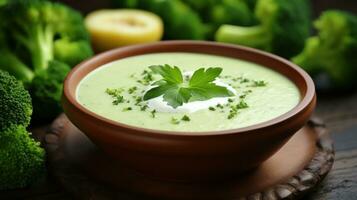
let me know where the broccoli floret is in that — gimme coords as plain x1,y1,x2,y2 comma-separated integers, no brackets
292,10,357,90
209,0,256,27
0,71,45,190
114,0,207,40
0,70,32,131
215,0,311,58
4,0,92,69
0,125,45,190
29,61,70,123
179,0,257,39
54,39,93,67
0,0,93,123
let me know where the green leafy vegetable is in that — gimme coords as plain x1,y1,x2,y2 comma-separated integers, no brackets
181,115,191,121
292,10,357,90
143,65,234,108
0,0,93,123
215,0,311,58
0,70,45,190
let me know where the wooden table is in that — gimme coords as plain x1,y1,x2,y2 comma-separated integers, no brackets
1,93,356,200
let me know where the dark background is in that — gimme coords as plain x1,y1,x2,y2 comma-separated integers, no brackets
58,0,357,18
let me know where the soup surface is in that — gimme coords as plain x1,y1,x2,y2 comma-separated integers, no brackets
77,52,300,133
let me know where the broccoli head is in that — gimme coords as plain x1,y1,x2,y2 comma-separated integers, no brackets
29,60,70,123
215,0,311,58
0,0,93,123
0,125,45,190
209,0,256,27
292,10,357,90
3,0,92,70
0,70,45,190
0,70,32,131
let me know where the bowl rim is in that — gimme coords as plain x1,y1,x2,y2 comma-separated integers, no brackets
63,41,315,137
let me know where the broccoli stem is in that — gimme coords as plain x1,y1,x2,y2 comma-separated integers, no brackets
292,37,324,76
215,24,271,50
13,24,54,73
31,25,54,72
0,50,34,83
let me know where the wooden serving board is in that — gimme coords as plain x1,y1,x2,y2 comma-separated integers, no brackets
44,115,334,200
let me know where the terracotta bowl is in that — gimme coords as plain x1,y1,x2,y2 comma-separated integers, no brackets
62,41,316,181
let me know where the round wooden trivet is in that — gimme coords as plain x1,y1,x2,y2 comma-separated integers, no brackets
44,114,334,200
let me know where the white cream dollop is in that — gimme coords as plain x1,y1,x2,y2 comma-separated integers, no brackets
145,71,237,113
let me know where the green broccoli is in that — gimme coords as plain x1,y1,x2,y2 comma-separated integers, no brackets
215,0,311,58
0,70,45,190
0,70,32,131
0,0,93,123
29,61,70,123
0,125,45,190
3,0,92,69
114,0,207,40
209,0,256,27
292,10,357,90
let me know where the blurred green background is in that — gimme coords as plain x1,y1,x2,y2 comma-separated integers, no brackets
58,0,357,16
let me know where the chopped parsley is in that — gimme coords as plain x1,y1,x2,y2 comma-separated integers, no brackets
113,95,124,105
150,109,156,118
140,105,148,111
251,80,268,87
181,115,190,121
171,117,180,124
209,106,216,111
227,100,249,119
105,88,124,96
122,107,132,111
128,86,137,94
240,78,250,83
216,104,224,109
105,88,125,105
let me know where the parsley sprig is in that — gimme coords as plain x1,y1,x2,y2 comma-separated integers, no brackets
143,65,234,108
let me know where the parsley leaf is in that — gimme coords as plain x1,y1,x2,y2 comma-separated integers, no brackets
143,65,234,108
149,64,183,84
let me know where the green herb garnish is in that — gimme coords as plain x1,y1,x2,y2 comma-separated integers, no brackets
140,105,148,111
128,86,137,94
208,106,216,111
122,107,132,111
181,115,190,121
240,78,250,83
216,103,224,109
150,109,156,118
251,80,268,87
106,88,124,96
143,65,234,108
227,100,249,119
171,117,180,124
113,95,124,105
106,88,125,105
236,100,249,109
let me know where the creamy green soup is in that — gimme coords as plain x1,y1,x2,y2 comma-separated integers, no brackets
77,52,300,133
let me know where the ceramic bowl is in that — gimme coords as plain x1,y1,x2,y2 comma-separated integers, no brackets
62,41,316,181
